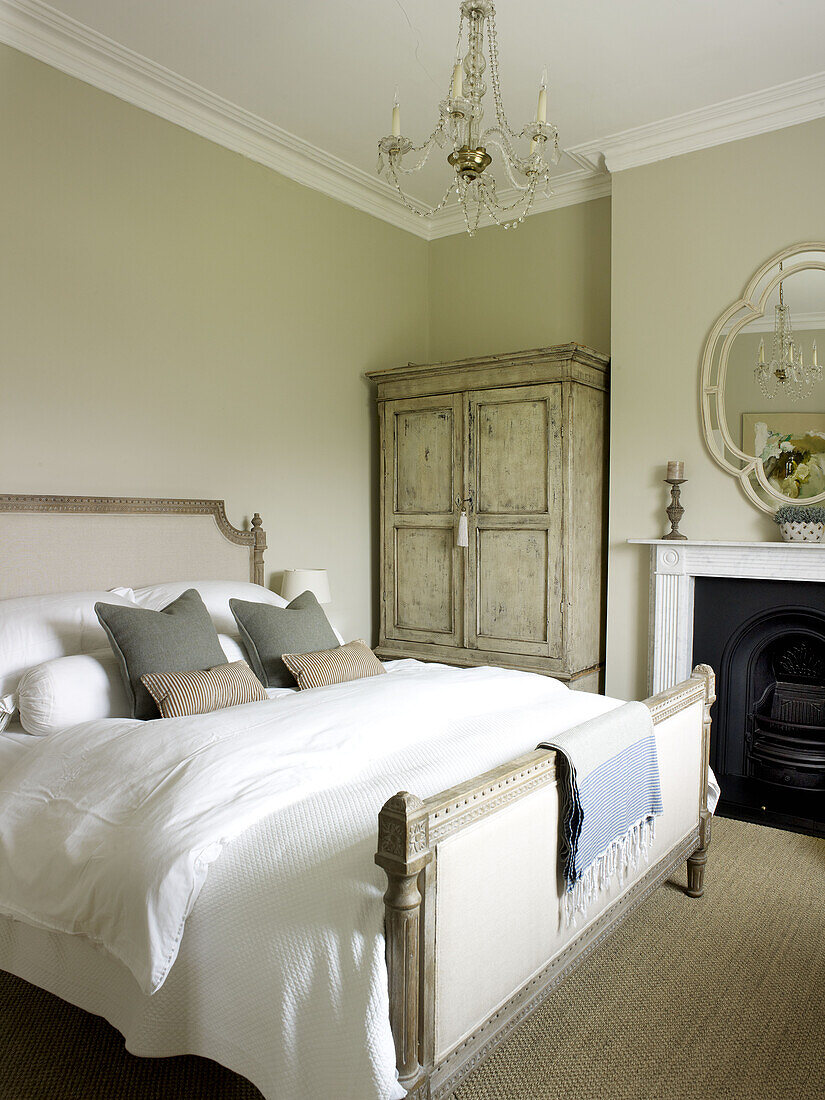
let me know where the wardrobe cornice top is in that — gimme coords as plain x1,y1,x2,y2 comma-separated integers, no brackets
367,343,610,398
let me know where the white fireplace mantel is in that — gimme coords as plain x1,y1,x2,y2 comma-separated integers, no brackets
629,539,825,694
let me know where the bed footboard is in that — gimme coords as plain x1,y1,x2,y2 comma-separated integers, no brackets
376,665,715,1100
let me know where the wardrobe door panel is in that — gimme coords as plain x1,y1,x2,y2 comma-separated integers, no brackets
467,385,563,659
394,527,454,634
476,529,549,644
382,395,463,648
476,399,548,514
395,407,454,515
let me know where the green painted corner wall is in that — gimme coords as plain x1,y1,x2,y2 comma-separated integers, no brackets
427,197,611,362
607,117,825,700
1,41,614,651
0,44,430,643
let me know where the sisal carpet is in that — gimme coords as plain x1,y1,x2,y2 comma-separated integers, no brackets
0,817,822,1100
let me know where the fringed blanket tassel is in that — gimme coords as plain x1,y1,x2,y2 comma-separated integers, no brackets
563,815,656,927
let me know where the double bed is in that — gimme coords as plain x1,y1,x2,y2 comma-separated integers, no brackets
0,493,714,1100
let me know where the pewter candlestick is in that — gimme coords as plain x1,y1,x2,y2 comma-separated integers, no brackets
663,478,687,540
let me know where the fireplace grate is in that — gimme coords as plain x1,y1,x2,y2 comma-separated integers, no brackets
748,680,825,790
770,680,825,726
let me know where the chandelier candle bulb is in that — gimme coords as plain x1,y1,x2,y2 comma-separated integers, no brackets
451,60,463,99
392,89,400,137
666,460,685,480
536,68,548,123
759,338,766,365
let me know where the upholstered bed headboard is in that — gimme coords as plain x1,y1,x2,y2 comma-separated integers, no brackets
0,495,267,599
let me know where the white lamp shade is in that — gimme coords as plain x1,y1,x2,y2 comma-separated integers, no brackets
280,568,332,604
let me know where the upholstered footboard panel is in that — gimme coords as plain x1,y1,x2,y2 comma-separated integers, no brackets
376,667,714,1100
433,782,562,1063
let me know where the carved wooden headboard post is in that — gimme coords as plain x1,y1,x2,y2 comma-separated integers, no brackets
251,513,266,587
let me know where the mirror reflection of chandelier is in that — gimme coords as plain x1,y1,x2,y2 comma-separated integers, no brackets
754,262,823,400
376,0,560,236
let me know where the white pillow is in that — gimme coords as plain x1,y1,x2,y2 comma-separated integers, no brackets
218,633,247,663
17,650,131,736
131,581,288,635
0,589,136,702
17,633,251,736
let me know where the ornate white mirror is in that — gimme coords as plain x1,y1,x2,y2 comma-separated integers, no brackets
701,243,825,512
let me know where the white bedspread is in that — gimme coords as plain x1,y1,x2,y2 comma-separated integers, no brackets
0,660,621,1100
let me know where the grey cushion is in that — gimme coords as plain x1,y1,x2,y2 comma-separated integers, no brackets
230,590,339,687
95,589,228,720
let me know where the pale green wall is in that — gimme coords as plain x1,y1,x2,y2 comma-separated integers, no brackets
608,118,825,700
14,39,825,701
0,45,430,642
427,197,611,361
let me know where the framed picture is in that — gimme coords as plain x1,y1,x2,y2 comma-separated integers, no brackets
742,412,825,499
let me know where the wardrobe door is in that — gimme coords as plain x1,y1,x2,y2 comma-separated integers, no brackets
381,394,463,648
465,384,564,659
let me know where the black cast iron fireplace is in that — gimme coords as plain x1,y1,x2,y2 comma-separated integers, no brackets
693,576,825,836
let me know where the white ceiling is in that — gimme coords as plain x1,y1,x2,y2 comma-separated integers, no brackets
4,0,825,234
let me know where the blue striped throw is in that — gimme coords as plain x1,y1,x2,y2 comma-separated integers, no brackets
538,700,663,924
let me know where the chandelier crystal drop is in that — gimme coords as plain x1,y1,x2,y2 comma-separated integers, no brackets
377,0,561,236
754,263,823,401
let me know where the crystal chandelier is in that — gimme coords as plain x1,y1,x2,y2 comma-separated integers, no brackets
377,0,560,236
755,263,822,400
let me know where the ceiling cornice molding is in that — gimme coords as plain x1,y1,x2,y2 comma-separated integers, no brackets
0,0,431,238
576,69,825,174
3,1,825,237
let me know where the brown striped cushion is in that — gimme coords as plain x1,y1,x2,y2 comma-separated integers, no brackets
281,640,385,691
141,660,268,718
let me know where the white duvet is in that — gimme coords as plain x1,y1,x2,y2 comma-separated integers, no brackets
0,660,621,1100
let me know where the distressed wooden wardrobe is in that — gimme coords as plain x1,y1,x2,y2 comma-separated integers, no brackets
368,343,609,691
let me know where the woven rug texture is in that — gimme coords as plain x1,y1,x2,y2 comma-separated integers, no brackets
0,816,822,1099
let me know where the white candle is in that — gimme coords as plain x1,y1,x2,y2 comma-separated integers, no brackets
758,338,765,365
451,61,463,99
814,341,818,368
666,460,685,480
392,88,400,137
536,67,547,124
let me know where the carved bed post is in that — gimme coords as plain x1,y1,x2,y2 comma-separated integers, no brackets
686,664,716,898
251,513,266,587
375,791,432,1097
